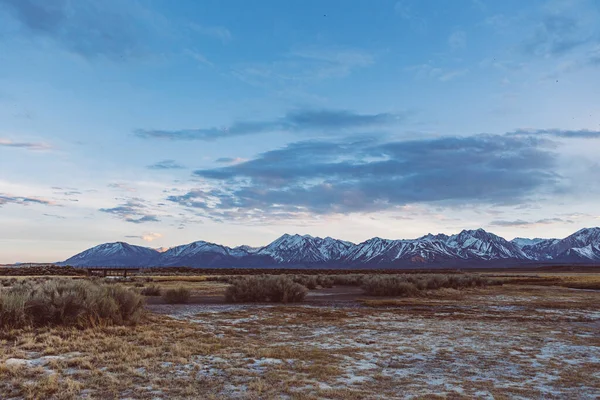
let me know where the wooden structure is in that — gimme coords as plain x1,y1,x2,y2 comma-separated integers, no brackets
85,267,140,278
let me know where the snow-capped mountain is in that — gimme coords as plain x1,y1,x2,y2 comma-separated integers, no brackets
158,240,251,267
59,227,600,268
522,227,600,261
511,237,546,248
61,242,160,267
255,234,354,264
446,229,528,260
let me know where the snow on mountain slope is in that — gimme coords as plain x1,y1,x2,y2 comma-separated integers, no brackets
446,229,529,260
511,238,547,248
60,242,159,267
60,227,600,267
256,234,353,264
524,228,600,260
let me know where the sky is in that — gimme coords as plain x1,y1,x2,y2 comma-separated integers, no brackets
1,0,600,263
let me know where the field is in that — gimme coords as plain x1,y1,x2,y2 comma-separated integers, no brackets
1,271,599,399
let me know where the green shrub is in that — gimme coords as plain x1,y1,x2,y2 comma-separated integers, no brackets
141,285,162,296
0,279,144,329
225,275,307,303
162,287,191,304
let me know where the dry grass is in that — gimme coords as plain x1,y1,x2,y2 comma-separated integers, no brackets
0,275,599,399
0,279,144,329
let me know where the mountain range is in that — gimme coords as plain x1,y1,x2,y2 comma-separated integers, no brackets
57,227,600,268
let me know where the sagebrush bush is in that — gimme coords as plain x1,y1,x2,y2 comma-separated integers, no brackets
225,275,307,303
317,275,334,288
140,285,161,296
361,274,498,297
362,276,419,296
162,287,191,304
0,279,144,329
332,274,364,286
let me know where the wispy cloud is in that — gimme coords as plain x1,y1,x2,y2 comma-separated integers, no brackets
0,194,56,207
147,160,185,170
508,129,600,139
394,0,427,32
99,199,159,224
523,12,596,58
215,157,246,164
43,213,66,219
107,183,137,192
408,63,469,82
135,108,408,141
490,218,572,227
188,23,232,43
232,46,375,88
0,138,51,151
125,232,163,242
448,30,467,50
0,0,159,60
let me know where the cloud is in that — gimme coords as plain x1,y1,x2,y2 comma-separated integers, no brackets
394,0,427,32
0,138,51,150
490,218,573,227
99,199,159,224
135,108,408,141
147,160,185,170
0,194,55,206
43,213,66,219
508,129,600,139
215,157,246,164
408,63,469,82
0,0,156,60
524,14,593,57
231,46,375,88
184,49,213,67
125,232,163,242
188,23,232,43
448,30,467,50
166,134,560,220
107,183,137,192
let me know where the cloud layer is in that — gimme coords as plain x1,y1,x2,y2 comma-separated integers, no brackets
0,138,51,150
135,109,407,141
165,133,560,219
99,199,159,224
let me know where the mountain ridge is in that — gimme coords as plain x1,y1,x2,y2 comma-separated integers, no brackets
58,227,600,268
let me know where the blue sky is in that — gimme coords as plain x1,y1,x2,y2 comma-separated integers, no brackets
1,0,599,262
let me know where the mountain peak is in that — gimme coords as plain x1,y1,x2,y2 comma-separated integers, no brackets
60,227,600,267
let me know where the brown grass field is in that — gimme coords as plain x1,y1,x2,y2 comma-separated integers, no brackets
1,271,599,399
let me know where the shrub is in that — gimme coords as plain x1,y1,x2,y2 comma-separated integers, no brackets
0,279,144,329
361,274,499,297
291,275,318,290
140,285,162,296
332,274,364,286
362,276,419,297
317,275,334,288
162,287,191,304
225,275,307,303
